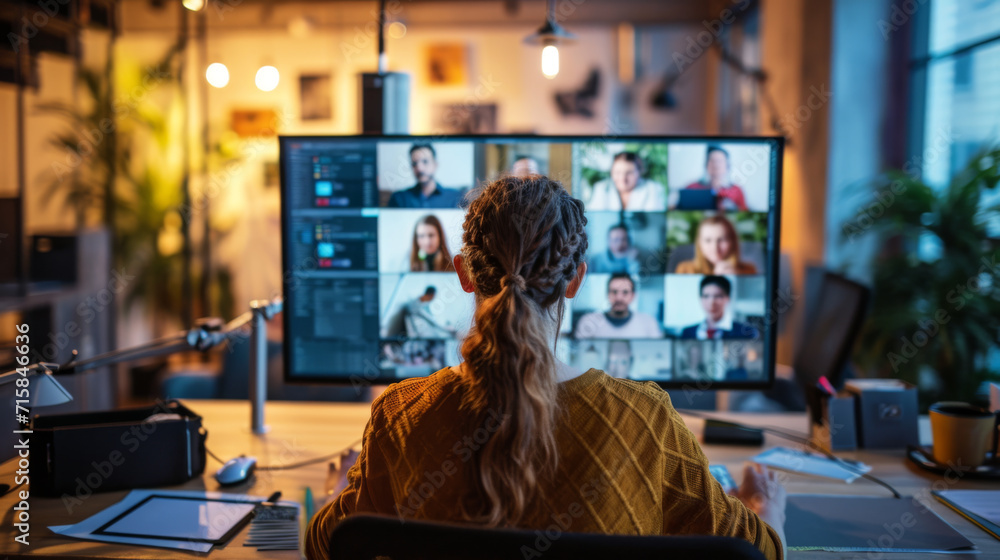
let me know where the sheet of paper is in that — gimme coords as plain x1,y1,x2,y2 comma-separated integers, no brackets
49,490,266,553
937,490,1000,527
751,446,871,482
786,495,975,553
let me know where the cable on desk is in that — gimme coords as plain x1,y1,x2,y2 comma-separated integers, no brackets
205,438,364,471
677,409,903,499
206,446,226,465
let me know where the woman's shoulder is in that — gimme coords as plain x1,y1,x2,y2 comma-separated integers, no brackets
372,367,464,420
579,369,678,417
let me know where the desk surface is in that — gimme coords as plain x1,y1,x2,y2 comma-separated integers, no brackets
1,400,997,559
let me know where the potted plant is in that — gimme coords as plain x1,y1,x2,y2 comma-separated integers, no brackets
41,43,235,334
843,146,1000,406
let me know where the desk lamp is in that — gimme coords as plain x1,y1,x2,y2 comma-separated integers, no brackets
0,362,73,493
4,297,281,435
0,362,73,407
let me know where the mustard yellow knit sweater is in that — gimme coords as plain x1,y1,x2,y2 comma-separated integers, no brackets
306,368,782,560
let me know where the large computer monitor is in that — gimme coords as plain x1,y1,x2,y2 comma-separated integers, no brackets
280,135,783,389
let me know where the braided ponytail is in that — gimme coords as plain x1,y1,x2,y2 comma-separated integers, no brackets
459,175,588,526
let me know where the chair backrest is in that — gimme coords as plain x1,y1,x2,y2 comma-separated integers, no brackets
328,514,767,560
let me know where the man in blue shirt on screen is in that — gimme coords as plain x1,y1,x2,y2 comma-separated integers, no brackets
680,275,759,340
387,143,464,208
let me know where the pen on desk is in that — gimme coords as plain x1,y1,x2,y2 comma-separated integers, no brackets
817,376,836,396
304,486,315,524
264,491,281,504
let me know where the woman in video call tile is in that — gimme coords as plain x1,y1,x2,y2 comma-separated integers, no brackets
410,215,456,272
586,152,667,211
680,275,759,340
574,273,662,339
683,145,748,211
675,215,757,275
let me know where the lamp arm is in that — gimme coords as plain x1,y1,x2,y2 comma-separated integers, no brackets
0,362,60,385
33,297,280,376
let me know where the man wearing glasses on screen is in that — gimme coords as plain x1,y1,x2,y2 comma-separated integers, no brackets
387,143,464,208
680,275,759,340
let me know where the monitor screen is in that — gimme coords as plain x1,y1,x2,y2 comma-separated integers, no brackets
280,136,783,389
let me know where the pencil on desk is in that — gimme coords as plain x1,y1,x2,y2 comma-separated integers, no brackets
304,486,315,525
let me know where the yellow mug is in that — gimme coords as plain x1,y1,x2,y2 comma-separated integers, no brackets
929,402,1000,468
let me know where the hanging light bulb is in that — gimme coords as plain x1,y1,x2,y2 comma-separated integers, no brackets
255,66,280,91
182,0,205,11
205,63,229,88
524,0,575,79
541,44,559,79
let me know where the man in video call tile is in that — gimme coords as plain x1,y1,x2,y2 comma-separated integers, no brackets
588,223,642,277
387,143,464,208
683,145,749,211
680,275,758,340
575,273,662,339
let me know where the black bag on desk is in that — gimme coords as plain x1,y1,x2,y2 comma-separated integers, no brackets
29,400,207,497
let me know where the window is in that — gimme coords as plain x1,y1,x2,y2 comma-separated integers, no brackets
911,0,1000,188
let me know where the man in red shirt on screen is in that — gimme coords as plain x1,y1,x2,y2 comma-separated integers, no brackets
683,145,748,211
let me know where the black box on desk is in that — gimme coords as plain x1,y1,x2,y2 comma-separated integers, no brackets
30,400,206,497
808,391,858,452
845,379,920,449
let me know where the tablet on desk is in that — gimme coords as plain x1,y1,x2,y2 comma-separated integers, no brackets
93,495,257,544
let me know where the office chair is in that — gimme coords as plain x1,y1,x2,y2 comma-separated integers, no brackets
328,514,767,560
755,267,870,412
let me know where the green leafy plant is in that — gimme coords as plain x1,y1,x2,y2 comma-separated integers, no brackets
40,43,235,331
845,146,1000,405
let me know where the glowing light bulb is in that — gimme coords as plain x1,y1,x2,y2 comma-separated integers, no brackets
182,0,205,11
541,45,559,79
255,66,279,92
205,63,229,88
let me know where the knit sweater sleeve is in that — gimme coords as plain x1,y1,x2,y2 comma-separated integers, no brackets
304,399,395,560
657,394,783,560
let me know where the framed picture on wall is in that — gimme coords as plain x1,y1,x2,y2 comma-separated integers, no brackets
231,109,279,137
425,43,468,86
431,103,497,134
299,73,333,121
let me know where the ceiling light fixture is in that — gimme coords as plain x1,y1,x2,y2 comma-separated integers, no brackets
205,63,229,88
523,0,575,79
255,65,279,92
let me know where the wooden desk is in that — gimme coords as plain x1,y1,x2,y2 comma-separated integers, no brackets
0,401,997,559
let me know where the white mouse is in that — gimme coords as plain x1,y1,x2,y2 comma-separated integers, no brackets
215,455,257,486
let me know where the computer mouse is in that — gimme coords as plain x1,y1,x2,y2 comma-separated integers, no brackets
214,455,257,486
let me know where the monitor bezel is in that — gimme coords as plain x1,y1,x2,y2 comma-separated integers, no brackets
279,134,784,391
